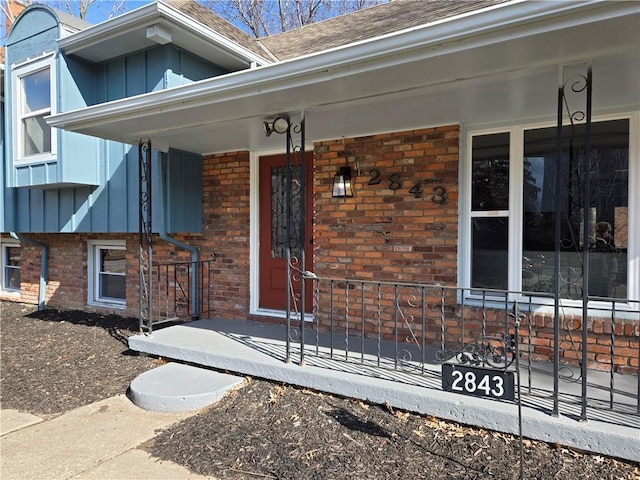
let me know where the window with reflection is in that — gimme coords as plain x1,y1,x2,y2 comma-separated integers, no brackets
471,133,509,290
88,241,126,306
2,245,21,292
469,118,633,301
522,120,628,299
13,55,55,163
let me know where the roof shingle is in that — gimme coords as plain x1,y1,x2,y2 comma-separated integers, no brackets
166,0,274,60
259,0,508,60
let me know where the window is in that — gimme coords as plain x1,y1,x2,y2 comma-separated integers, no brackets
12,54,56,164
465,115,638,303
88,241,126,307
1,243,21,292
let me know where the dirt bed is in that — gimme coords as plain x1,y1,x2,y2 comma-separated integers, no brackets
1,301,638,479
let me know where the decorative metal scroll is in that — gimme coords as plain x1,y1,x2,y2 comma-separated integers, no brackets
436,333,515,369
394,285,425,371
138,140,153,333
173,263,190,317
271,166,303,259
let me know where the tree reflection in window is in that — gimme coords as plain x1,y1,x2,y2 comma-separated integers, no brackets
522,119,629,299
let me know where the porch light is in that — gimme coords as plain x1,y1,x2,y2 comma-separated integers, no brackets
332,166,354,198
263,115,290,136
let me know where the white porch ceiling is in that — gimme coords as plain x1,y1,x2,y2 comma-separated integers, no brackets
49,3,640,155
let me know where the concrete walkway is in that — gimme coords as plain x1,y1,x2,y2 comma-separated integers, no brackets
0,395,212,480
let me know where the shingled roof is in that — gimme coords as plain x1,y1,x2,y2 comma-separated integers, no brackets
259,0,509,60
166,0,274,60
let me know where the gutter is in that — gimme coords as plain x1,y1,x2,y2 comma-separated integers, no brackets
10,233,48,311
158,152,199,320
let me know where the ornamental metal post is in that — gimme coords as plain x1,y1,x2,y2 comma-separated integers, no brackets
555,62,592,420
297,116,307,366
139,140,153,333
265,114,307,364
284,115,306,365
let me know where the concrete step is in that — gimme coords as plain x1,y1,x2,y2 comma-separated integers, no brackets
129,362,244,413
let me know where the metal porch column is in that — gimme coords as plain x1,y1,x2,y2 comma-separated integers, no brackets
139,140,153,333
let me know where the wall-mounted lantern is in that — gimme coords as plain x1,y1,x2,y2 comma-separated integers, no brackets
332,166,354,198
263,115,290,137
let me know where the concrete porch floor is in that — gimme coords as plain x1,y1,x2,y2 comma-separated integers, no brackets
128,318,640,462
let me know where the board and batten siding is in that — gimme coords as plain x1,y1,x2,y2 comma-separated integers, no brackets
4,6,215,233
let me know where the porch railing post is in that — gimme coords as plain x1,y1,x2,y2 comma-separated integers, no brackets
138,139,153,334
579,64,593,422
285,122,293,364
553,67,564,417
298,116,306,366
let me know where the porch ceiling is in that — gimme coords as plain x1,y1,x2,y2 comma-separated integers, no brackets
49,2,640,155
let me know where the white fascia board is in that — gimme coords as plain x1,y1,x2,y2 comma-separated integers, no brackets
57,1,271,66
57,2,161,51
48,0,638,131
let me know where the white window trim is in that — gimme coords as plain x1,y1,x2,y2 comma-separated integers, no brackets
1,241,21,294
87,240,126,308
461,112,640,312
11,52,57,165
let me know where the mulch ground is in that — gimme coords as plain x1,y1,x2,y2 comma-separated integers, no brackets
1,300,638,480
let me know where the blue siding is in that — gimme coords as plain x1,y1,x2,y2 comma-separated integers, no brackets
5,7,62,190
100,45,226,101
43,190,59,232
60,55,97,110
5,10,214,234
15,161,58,186
104,59,126,102
166,150,203,233
165,47,227,88
6,6,100,189
145,47,166,93
4,9,58,64
125,53,146,97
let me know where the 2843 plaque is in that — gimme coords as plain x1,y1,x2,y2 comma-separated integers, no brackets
442,364,515,401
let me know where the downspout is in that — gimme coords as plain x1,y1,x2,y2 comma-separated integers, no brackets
10,232,48,311
158,152,200,320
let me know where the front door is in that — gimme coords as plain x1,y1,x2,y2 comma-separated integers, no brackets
259,153,313,312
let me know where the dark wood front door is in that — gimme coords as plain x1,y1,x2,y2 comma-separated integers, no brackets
259,153,313,312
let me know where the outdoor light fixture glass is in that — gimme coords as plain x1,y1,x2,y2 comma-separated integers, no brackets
263,115,290,136
332,166,354,198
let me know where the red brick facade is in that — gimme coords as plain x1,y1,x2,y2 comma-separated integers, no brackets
313,126,459,284
1,126,637,373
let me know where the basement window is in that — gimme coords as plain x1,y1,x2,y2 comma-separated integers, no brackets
1,243,21,293
87,241,126,307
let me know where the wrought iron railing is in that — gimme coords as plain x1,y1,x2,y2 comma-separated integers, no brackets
287,277,639,422
139,259,214,333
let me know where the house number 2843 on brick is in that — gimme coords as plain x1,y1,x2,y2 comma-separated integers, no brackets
442,364,515,401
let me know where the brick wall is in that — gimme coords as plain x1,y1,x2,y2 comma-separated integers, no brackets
0,150,253,321
200,151,251,319
1,126,637,374
0,234,138,316
313,126,459,283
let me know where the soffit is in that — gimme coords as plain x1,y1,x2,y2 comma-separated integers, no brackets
48,2,640,155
